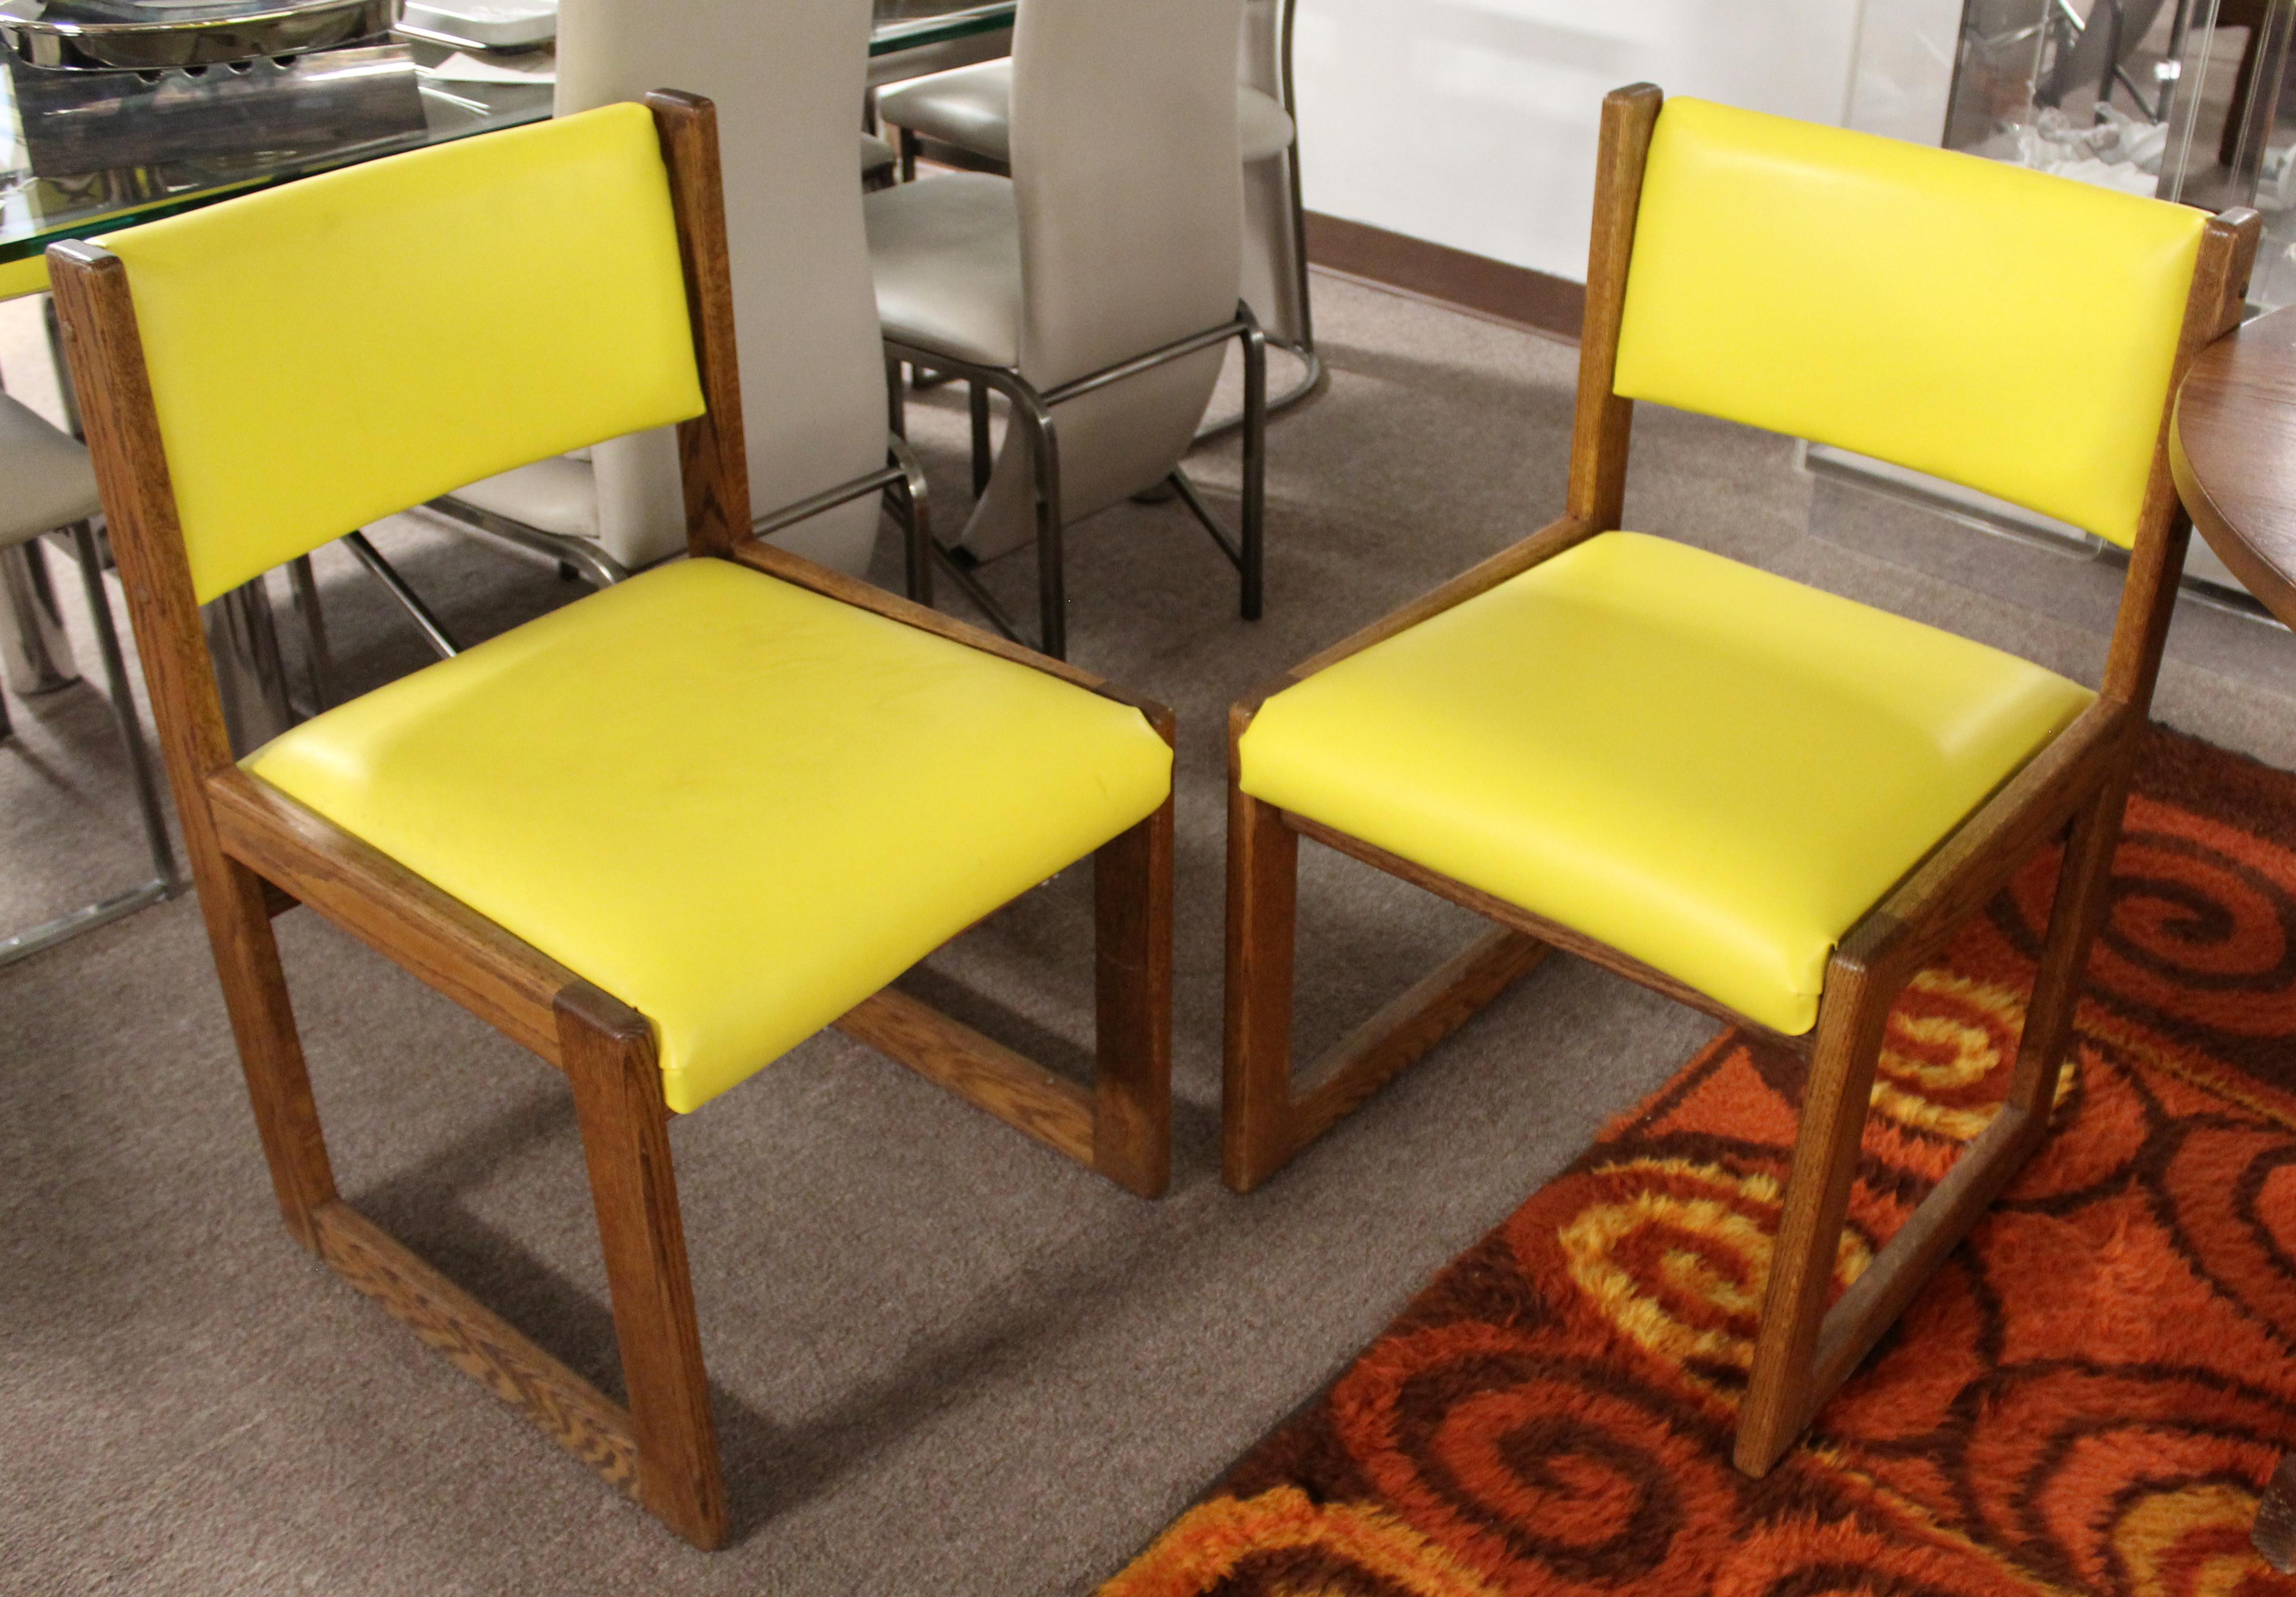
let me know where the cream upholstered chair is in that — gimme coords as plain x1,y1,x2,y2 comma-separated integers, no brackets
877,0,1316,419
437,0,925,593
865,0,1265,659
1,390,180,964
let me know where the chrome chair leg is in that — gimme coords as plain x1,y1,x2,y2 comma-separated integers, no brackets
1003,387,1068,660
69,521,177,890
887,433,934,606
343,529,460,659
0,520,183,969
970,381,993,497
1,535,78,695
1243,319,1268,619
884,306,1270,659
286,553,335,713
930,541,1025,644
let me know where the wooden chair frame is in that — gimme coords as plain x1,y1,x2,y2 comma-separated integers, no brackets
1220,82,2260,1477
47,91,1175,1551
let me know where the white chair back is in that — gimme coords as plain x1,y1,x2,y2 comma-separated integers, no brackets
963,0,1244,558
1237,0,1306,347
558,0,885,574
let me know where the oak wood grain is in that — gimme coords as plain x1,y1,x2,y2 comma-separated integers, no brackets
1566,83,1662,532
1288,927,1550,1155
1221,708,1302,1192
48,240,341,1250
2008,779,2128,1122
1091,706,1177,1198
1806,1102,2043,1413
1283,810,1814,1058
559,983,727,1551
1864,698,2130,975
208,768,573,1066
650,90,751,562
2107,207,2260,708
1735,923,1898,1474
835,987,1097,1167
312,1200,641,1491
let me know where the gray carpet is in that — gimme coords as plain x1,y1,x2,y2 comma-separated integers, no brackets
6,271,2296,1596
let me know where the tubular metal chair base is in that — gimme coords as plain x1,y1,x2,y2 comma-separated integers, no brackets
0,875,174,969
0,520,184,967
1197,335,1321,444
885,304,1267,660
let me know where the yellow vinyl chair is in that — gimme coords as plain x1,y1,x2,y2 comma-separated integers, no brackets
50,92,1175,1548
1220,85,2256,1477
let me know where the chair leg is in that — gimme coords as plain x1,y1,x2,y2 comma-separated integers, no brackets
203,852,339,1251
1092,787,1175,1198
1011,394,1068,660
887,435,934,607
899,126,919,184
1222,781,1300,1193
969,382,993,498
67,521,177,889
285,553,335,714
2006,778,2127,1121
1735,786,2125,1476
1240,323,1267,621
559,984,727,1551
1737,947,1896,1475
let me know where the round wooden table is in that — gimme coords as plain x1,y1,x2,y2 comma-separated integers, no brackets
2172,304,2296,630
2170,303,2296,1572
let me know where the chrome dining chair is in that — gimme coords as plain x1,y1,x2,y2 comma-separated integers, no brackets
0,389,180,965
865,0,1265,659
425,0,930,606
877,0,1317,429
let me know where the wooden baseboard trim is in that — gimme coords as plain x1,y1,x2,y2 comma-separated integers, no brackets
1305,212,1585,345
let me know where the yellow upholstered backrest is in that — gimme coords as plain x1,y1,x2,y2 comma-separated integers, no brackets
1612,98,2207,550
98,103,704,603
0,254,48,302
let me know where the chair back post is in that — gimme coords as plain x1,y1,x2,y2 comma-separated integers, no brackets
646,89,752,560
2100,205,2260,711
46,241,237,859
1568,82,1661,532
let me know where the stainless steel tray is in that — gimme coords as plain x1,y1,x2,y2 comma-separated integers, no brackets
0,0,393,71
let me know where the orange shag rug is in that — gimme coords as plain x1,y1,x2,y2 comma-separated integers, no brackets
1105,730,2296,1597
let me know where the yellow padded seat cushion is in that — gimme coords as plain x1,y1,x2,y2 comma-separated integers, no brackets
245,558,1173,1112
1237,534,2094,1036
1614,97,2205,550
101,103,705,604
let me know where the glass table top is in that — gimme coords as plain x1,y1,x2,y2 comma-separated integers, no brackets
0,0,1014,279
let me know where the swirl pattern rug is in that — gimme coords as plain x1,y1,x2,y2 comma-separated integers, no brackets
1104,730,2296,1597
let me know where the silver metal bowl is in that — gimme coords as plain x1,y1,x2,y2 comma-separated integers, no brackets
0,0,394,71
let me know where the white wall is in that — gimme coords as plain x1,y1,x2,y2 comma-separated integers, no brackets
1291,0,1873,281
